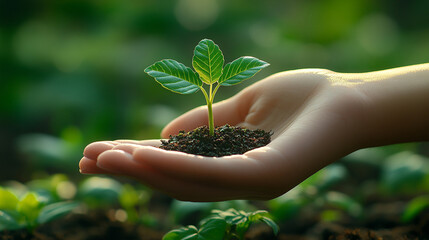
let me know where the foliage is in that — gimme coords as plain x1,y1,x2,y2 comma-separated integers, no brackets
78,176,124,208
119,184,157,226
145,39,269,135
402,195,429,223
269,164,362,222
163,208,278,240
380,151,429,194
0,187,78,231
170,200,252,226
0,175,157,232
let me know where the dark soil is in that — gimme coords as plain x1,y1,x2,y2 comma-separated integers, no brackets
2,204,429,240
0,211,165,240
160,124,272,157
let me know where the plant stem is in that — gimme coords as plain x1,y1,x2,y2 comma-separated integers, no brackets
211,83,221,102
200,87,215,136
207,100,214,136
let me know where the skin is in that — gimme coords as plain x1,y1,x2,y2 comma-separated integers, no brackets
79,63,429,202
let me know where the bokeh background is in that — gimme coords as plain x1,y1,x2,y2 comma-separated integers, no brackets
1,0,429,181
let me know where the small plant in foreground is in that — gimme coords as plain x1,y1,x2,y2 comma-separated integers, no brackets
163,208,279,240
0,187,79,231
145,39,269,136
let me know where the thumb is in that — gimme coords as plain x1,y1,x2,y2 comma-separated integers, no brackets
161,95,246,138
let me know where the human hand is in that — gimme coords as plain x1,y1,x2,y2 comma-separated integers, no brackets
80,68,371,201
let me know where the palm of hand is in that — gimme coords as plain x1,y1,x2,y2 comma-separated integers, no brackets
79,69,364,201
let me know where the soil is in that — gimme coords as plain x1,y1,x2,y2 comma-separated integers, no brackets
160,124,272,157
3,128,429,239
0,211,165,240
2,209,429,240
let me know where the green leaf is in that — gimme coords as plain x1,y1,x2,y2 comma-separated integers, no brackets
17,193,41,222
219,56,269,86
260,217,279,235
78,176,122,207
0,210,22,231
119,184,140,209
402,195,429,223
145,59,202,94
163,225,198,240
248,211,279,236
0,188,19,210
192,39,224,84
163,218,226,240
37,201,79,224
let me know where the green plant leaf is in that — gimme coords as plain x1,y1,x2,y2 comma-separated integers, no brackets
402,195,429,223
219,56,269,86
119,184,141,209
0,188,19,210
163,225,198,240
198,217,227,240
17,193,41,222
0,210,22,231
260,217,279,235
37,201,79,224
192,39,224,84
163,218,226,240
78,177,123,207
145,59,202,94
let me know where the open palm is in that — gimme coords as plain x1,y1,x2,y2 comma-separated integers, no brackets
79,69,366,201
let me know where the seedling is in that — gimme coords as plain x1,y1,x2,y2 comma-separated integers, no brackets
119,184,156,226
0,187,78,231
402,194,429,223
145,39,269,136
163,208,279,240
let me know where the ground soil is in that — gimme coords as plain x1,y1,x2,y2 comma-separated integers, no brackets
2,129,429,239
2,186,429,240
160,124,272,157
2,209,429,240
0,211,165,240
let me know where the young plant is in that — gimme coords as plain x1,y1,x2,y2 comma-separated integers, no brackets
145,39,269,136
0,187,79,232
119,184,156,226
163,208,279,240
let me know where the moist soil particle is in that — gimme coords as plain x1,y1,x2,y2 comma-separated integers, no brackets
160,124,272,157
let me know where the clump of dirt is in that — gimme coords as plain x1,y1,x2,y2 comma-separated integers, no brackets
160,124,272,157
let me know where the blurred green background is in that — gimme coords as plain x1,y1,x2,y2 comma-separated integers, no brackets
1,0,428,181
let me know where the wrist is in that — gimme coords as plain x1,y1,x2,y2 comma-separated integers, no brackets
340,64,429,147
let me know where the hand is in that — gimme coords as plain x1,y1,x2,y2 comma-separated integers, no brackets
80,64,429,202
79,68,367,201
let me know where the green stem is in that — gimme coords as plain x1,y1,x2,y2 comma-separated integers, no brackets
211,83,221,102
200,87,215,136
207,100,214,136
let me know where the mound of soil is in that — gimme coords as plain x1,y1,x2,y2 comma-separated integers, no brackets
160,124,272,157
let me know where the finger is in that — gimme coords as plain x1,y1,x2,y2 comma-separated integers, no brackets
79,157,112,174
114,139,162,147
132,146,286,195
95,149,253,201
161,95,246,138
83,141,117,160
83,140,162,160
111,143,150,154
